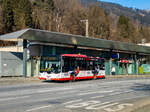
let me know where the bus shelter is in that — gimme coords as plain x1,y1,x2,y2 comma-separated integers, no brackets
1,28,150,77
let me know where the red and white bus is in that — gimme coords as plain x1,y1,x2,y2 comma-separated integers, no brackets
39,54,105,81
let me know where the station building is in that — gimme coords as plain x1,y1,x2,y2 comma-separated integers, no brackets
0,28,150,77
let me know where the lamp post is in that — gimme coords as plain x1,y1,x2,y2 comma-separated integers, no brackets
81,19,89,37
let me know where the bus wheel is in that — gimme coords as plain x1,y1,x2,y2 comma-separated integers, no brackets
93,74,97,80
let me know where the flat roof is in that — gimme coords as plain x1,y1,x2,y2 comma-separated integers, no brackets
0,28,150,54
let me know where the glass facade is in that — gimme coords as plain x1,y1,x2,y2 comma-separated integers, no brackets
40,45,103,74
33,45,149,75
42,45,100,57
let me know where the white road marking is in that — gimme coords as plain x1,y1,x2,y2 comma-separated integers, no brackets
25,105,52,112
37,87,72,93
125,90,134,93
63,99,82,105
85,102,111,110
110,90,134,96
110,92,123,96
91,90,134,99
104,103,133,112
59,90,77,95
92,102,119,110
78,90,113,96
66,100,100,108
64,99,134,111
0,96,30,102
91,95,105,99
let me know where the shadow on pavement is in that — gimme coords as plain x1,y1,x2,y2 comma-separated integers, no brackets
131,83,150,92
41,78,106,84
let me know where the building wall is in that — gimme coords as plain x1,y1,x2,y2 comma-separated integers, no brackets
0,46,23,52
0,51,23,77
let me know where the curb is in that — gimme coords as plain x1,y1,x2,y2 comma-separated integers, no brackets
105,75,150,79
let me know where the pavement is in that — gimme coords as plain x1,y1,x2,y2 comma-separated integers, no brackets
0,76,40,86
0,75,150,112
105,74,150,79
131,104,150,112
1,74,150,86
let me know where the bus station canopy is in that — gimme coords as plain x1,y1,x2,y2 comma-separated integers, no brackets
0,28,150,54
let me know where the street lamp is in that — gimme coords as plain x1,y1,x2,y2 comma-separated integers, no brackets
81,19,89,37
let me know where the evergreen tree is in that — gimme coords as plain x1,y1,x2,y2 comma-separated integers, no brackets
63,0,86,35
2,0,14,32
139,26,150,42
19,0,33,27
117,15,130,38
88,5,110,39
14,0,33,29
117,15,136,42
0,5,4,34
45,0,55,12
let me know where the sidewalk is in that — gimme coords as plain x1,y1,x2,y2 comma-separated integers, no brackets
105,74,150,79
0,75,150,86
132,104,150,112
120,97,150,112
0,76,40,86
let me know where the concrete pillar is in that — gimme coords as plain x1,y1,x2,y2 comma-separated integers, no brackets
31,57,33,76
135,53,139,75
109,50,113,75
36,59,40,76
27,60,31,77
23,40,27,78
117,53,120,75
136,59,139,75
117,61,120,75
0,52,1,76
110,58,112,75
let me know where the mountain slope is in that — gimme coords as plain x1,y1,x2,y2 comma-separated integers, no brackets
80,0,150,26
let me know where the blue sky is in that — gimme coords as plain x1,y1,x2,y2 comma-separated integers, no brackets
100,0,150,10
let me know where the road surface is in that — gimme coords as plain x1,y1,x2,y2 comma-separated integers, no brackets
0,78,150,112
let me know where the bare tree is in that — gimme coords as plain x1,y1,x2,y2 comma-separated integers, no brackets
62,0,86,35
0,5,4,34
88,5,110,39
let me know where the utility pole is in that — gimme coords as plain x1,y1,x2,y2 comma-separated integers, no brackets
81,19,89,37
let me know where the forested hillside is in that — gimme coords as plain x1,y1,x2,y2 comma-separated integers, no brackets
99,1,150,26
0,0,150,46
81,0,150,26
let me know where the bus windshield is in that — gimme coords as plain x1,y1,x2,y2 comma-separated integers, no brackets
40,57,61,73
